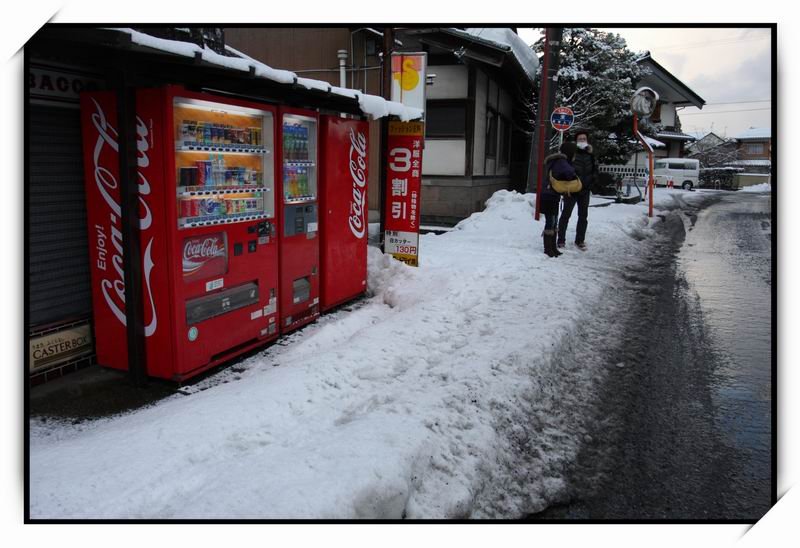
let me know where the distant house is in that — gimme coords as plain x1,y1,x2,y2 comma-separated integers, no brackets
636,53,705,157
688,138,738,168
727,127,771,173
599,53,706,180
686,131,726,155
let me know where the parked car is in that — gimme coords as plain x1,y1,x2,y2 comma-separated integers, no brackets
653,158,700,190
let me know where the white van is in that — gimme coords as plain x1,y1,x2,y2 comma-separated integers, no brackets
653,158,700,190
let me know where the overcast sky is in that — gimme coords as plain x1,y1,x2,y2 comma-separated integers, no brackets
516,27,772,139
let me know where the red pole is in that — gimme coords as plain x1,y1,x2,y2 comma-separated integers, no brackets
648,150,654,217
633,113,655,218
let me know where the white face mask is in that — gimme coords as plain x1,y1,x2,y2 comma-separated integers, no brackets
577,141,588,149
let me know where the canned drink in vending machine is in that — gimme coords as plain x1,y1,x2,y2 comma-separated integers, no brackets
200,198,224,218
180,198,202,218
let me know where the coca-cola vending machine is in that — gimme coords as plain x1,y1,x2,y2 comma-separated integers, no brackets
319,116,369,311
278,107,320,333
80,85,280,381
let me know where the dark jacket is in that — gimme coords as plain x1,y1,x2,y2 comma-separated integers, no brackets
572,145,597,192
540,152,575,212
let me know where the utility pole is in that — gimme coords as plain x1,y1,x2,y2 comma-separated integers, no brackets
378,27,394,252
528,27,563,221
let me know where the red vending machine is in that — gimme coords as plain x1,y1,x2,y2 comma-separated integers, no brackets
319,116,369,312
278,107,320,333
80,86,280,381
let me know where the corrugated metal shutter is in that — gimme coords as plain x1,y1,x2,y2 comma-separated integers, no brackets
28,105,92,328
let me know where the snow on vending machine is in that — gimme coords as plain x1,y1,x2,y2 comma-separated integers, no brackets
278,107,321,333
80,86,281,381
319,115,369,312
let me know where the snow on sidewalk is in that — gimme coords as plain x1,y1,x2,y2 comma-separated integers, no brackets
29,188,702,519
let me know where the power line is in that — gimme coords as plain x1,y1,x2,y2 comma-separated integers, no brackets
681,107,771,115
702,100,771,106
649,35,770,51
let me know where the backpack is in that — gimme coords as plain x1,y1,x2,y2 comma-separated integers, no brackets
549,171,583,195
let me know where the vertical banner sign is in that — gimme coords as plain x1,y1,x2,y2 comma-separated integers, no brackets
390,52,427,116
384,121,424,266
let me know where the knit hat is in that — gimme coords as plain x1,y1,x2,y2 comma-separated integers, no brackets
560,141,577,160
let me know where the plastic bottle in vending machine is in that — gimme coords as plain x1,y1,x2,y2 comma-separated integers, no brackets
297,124,304,160
287,125,295,161
300,125,308,160
298,167,305,197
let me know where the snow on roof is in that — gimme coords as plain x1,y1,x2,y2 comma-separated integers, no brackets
726,159,772,167
656,130,696,141
110,28,423,121
462,28,539,81
627,135,666,148
734,127,771,140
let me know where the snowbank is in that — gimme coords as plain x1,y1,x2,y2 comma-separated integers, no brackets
30,188,697,519
740,183,772,193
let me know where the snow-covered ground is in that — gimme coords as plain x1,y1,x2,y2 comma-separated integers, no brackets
29,188,709,519
740,182,772,193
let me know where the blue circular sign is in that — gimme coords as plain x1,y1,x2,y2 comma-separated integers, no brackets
551,107,574,131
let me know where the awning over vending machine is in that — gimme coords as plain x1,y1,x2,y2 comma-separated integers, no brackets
30,26,424,122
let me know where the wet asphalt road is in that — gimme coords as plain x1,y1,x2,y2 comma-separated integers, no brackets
531,191,773,520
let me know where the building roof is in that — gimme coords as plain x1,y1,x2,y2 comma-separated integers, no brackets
38,27,423,121
399,27,538,86
636,53,706,109
460,28,539,81
734,127,771,140
656,130,697,141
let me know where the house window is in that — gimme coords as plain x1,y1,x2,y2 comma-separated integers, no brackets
486,108,498,158
745,142,765,155
425,101,467,139
499,116,511,166
651,101,662,123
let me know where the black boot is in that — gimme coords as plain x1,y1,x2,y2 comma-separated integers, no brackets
543,229,557,257
550,232,562,256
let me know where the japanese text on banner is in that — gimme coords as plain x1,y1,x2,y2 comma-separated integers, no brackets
384,121,424,267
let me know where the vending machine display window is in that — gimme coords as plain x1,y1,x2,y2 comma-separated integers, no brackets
282,114,317,204
174,98,275,228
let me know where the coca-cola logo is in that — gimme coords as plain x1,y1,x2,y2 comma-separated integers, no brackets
348,128,367,239
183,235,226,276
89,97,158,337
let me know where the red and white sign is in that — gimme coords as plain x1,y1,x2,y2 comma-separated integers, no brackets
550,106,575,132
182,232,228,282
384,121,424,267
348,128,368,239
79,90,171,373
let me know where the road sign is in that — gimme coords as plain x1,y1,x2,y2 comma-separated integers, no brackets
551,107,574,131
